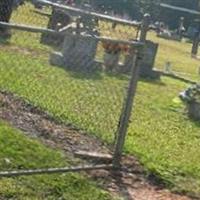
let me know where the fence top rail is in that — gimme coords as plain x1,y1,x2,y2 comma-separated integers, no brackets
0,21,58,35
36,0,141,28
79,33,144,48
160,3,200,15
0,21,144,48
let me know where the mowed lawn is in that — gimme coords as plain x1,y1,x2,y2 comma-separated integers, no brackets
0,2,200,198
0,121,115,200
149,32,200,81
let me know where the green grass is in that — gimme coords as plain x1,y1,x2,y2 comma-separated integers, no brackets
128,78,200,195
148,32,200,81
1,2,200,198
10,3,51,51
1,46,200,196
0,50,126,142
0,121,116,200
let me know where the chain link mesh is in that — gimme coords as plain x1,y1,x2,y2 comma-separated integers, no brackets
0,0,145,172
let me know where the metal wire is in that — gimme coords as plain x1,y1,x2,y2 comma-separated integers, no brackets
0,0,146,177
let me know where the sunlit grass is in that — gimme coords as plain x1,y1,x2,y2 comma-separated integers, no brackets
0,121,116,200
1,2,200,198
148,32,200,81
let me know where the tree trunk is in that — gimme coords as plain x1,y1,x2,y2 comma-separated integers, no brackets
0,0,14,35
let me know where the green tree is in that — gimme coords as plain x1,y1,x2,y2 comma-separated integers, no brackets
0,0,14,36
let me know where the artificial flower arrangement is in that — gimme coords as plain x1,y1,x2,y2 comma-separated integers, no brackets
102,41,130,54
179,84,200,104
179,83,200,120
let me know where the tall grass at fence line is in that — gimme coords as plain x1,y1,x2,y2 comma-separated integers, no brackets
10,3,51,51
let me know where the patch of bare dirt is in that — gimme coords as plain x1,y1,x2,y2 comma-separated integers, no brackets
0,91,195,200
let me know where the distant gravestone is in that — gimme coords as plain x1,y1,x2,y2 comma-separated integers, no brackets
48,10,153,75
49,11,100,71
50,33,99,71
139,40,160,79
108,40,159,77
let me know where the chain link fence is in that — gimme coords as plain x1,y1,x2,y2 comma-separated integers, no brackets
0,0,147,176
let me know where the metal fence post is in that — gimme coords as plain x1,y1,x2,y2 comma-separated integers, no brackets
112,14,150,168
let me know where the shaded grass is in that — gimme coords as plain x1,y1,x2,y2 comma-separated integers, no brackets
0,121,116,200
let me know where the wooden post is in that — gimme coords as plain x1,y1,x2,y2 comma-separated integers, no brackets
112,14,150,168
191,20,200,57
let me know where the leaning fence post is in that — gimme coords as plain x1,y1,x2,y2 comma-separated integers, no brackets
112,14,150,168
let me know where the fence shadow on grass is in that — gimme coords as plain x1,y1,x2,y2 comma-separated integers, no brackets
139,77,166,86
58,67,103,81
54,64,132,81
105,71,130,81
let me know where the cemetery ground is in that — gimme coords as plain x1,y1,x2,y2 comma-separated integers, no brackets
0,120,116,200
0,3,200,200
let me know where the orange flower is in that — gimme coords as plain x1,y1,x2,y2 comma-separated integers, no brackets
102,42,131,54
